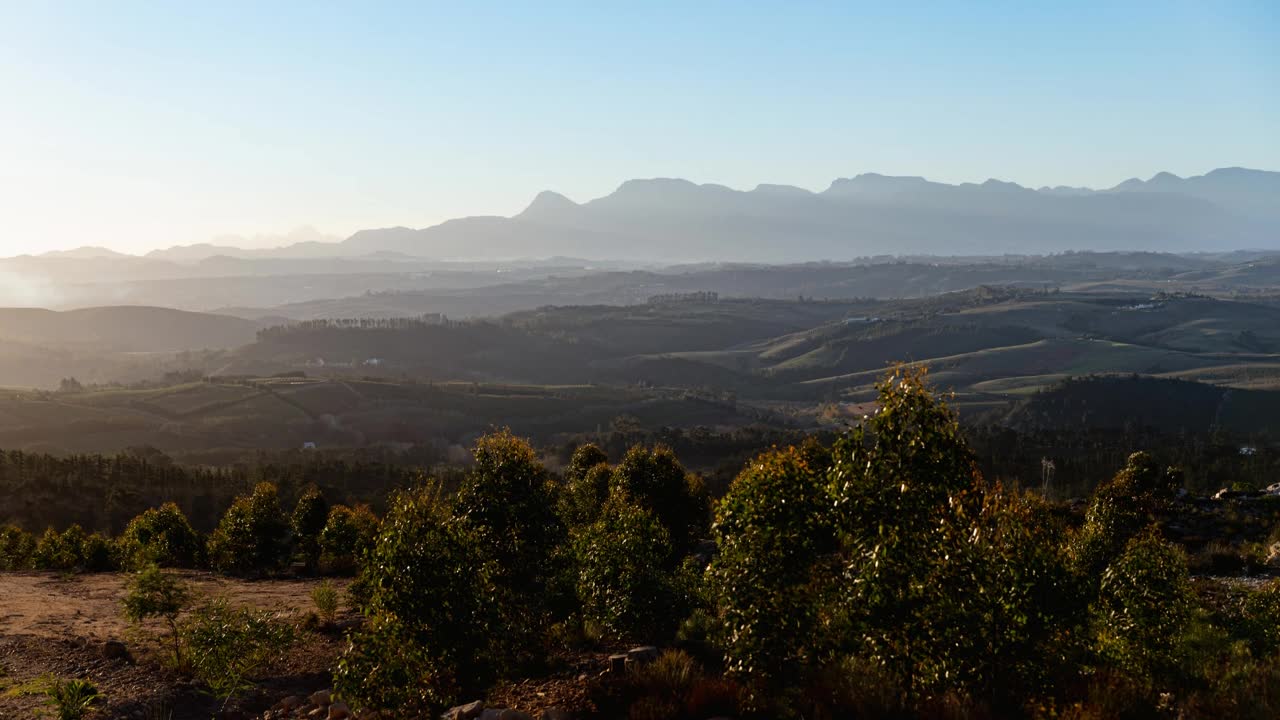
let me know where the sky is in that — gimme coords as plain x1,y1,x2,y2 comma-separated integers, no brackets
0,1,1277,256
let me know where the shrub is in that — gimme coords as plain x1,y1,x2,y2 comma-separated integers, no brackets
335,484,486,712
560,444,612,527
454,430,567,657
1068,452,1166,583
118,503,203,570
45,678,99,720
826,367,981,687
1094,528,1195,683
181,597,295,705
609,445,710,557
32,525,114,572
318,503,379,575
709,446,834,687
291,485,328,572
206,482,290,575
311,579,339,624
572,491,679,641
122,564,192,668
0,524,36,570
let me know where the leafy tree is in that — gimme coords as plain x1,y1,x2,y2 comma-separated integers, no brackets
572,490,679,641
206,482,291,575
826,367,979,688
318,503,379,574
290,486,329,572
335,484,484,712
32,524,113,571
454,430,567,654
0,524,36,570
122,564,192,668
1094,528,1195,682
709,446,835,687
559,444,612,527
117,502,202,570
609,445,710,558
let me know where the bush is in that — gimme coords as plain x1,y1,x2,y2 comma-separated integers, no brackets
709,446,834,687
122,564,192,668
335,484,486,712
32,524,115,572
291,486,328,572
117,503,203,570
206,483,291,575
311,579,339,624
0,524,36,570
454,430,567,658
318,503,379,575
572,490,680,641
609,445,710,558
1094,528,1195,683
560,444,612,527
45,678,99,720
180,597,295,705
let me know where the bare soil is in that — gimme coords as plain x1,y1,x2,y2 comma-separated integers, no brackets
0,571,348,720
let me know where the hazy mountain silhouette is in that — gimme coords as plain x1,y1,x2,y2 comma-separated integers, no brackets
339,167,1280,262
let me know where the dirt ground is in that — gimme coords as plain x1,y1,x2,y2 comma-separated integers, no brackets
0,571,347,719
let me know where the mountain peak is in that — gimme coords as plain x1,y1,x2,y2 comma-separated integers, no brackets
519,190,578,218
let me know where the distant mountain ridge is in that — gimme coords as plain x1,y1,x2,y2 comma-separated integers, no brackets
341,167,1280,262
13,167,1279,264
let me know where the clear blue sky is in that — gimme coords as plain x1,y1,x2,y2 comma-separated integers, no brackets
1,1,1276,254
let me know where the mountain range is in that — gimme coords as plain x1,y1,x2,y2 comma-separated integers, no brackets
11,167,1280,266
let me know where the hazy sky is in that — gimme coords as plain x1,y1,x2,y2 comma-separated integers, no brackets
1,1,1277,256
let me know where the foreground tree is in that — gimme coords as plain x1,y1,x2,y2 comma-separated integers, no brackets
117,502,203,569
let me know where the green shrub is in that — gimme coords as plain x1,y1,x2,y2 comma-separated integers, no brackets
180,597,295,705
335,484,486,712
454,430,567,657
709,446,833,687
609,445,709,557
318,503,379,575
0,524,36,570
206,482,290,575
45,678,99,720
291,485,328,572
559,444,612,527
122,564,192,668
311,579,339,624
572,490,679,641
1094,528,1195,682
32,524,115,572
118,502,202,570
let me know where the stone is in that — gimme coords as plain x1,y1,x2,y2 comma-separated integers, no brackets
626,645,659,669
101,640,129,660
608,654,628,674
498,711,532,720
443,701,485,720
308,708,327,720
479,710,505,720
328,702,351,720
277,697,304,712
310,690,332,707
540,709,571,720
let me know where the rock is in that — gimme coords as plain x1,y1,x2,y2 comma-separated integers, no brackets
479,710,505,720
328,702,351,720
308,708,327,719
443,701,485,720
276,697,304,712
310,690,332,707
627,645,659,667
540,709,571,720
498,711,532,720
608,654,628,674
101,640,129,660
